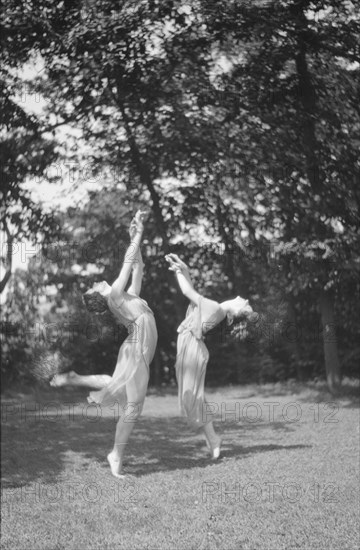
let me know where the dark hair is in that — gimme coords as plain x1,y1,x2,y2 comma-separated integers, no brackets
83,291,109,314
228,310,260,339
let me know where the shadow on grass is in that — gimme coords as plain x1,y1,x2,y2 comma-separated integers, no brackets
1,405,310,488
294,383,360,409
223,381,360,409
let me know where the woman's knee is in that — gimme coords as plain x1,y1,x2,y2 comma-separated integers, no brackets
126,372,149,403
122,399,144,421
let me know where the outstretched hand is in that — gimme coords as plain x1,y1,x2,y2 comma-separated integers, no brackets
165,253,189,273
129,210,147,238
134,209,147,225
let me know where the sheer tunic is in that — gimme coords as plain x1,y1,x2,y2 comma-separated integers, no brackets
87,292,158,407
175,295,225,430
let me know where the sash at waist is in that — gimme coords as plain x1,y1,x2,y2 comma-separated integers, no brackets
177,324,204,341
125,310,155,333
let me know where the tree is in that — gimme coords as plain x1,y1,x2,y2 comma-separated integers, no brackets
1,0,359,389
193,0,360,391
0,41,60,292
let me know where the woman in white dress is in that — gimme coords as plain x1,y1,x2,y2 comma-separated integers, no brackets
51,211,158,478
166,253,255,460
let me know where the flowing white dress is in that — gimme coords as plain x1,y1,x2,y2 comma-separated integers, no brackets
87,292,158,407
175,295,225,430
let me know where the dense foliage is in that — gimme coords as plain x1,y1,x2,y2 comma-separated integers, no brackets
1,0,359,391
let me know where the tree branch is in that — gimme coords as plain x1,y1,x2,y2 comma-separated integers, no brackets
108,85,170,252
0,220,13,294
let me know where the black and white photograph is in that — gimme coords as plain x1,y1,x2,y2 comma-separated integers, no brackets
1,1,359,549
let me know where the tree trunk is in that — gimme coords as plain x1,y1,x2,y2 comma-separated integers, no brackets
117,98,170,252
293,9,342,392
0,222,13,294
319,290,341,393
293,3,321,195
286,298,303,381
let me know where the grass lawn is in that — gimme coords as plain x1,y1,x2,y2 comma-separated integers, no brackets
1,380,359,550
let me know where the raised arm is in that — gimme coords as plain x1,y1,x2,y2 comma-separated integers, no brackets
110,211,146,302
127,247,144,296
166,253,200,305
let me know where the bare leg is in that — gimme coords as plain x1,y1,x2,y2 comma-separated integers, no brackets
107,364,148,478
107,406,141,479
50,371,111,389
203,421,222,460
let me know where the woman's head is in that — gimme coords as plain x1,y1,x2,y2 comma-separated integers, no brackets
91,281,111,296
226,296,253,318
220,296,259,340
83,281,111,314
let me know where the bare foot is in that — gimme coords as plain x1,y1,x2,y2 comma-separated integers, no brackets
211,436,222,460
50,371,77,387
206,436,222,460
107,452,125,479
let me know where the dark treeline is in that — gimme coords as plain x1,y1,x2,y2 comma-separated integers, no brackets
1,0,359,392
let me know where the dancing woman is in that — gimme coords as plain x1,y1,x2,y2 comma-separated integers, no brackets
51,210,158,478
166,253,255,459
